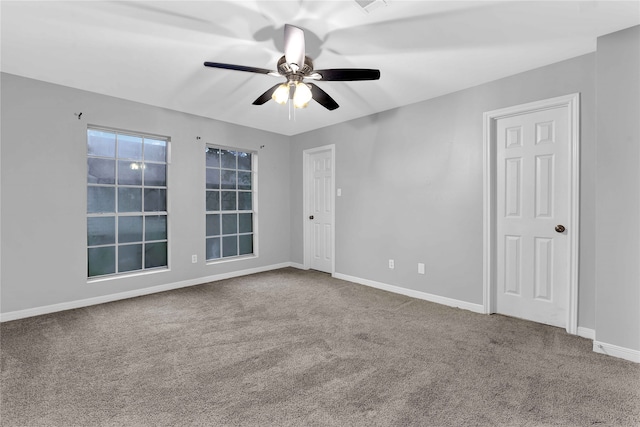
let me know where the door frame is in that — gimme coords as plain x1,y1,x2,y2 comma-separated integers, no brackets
303,144,336,274
483,93,580,334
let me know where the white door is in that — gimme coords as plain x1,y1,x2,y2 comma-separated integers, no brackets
305,148,334,273
496,106,570,328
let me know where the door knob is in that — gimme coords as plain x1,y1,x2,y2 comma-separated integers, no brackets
555,225,566,233
309,215,314,220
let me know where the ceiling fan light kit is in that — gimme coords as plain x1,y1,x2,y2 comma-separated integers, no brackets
271,81,312,109
204,24,380,112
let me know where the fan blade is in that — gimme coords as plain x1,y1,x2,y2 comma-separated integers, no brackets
313,69,381,81
252,84,281,105
204,62,275,75
284,24,305,71
308,83,339,111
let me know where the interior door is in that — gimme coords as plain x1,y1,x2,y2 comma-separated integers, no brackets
496,106,570,328
306,148,333,273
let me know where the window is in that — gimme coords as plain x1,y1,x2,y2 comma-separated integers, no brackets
87,128,169,278
205,147,255,260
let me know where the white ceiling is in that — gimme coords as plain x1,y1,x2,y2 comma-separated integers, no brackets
1,1,639,136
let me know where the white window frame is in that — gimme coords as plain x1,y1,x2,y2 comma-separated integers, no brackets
205,144,258,263
86,126,170,281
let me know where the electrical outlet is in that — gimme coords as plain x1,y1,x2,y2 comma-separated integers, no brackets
389,259,395,269
418,263,425,274
191,255,197,264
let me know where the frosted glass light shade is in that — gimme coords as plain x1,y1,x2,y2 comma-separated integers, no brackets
293,82,312,108
272,83,290,105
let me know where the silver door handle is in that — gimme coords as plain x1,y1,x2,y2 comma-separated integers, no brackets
555,225,566,233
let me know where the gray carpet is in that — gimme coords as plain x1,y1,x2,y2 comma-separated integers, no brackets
1,268,639,426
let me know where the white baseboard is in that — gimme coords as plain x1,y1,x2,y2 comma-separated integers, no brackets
593,340,640,363
289,262,306,270
0,262,294,322
577,326,596,340
333,272,485,314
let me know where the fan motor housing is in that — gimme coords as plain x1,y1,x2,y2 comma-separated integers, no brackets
277,55,314,77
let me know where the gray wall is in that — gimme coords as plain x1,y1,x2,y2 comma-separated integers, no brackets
3,27,638,354
290,53,598,329
1,73,291,313
595,26,640,351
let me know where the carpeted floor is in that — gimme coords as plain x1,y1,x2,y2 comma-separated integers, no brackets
1,268,639,426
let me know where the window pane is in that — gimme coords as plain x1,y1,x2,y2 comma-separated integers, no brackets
206,168,220,189
238,192,252,211
145,215,167,241
144,189,167,212
205,147,254,263
145,242,167,268
206,191,220,211
88,128,169,278
87,217,115,246
118,187,142,212
239,213,252,233
144,163,166,187
220,150,236,169
144,139,166,162
88,246,116,277
222,236,238,257
237,152,251,171
237,171,251,190
119,216,143,243
221,191,236,210
222,214,237,235
88,186,115,213
118,161,143,185
206,214,221,236
221,170,236,189
239,234,253,255
206,147,220,167
88,130,115,157
206,237,221,260
117,134,143,160
87,158,115,184
118,244,142,273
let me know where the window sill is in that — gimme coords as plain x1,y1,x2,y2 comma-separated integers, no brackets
206,254,258,266
87,267,169,284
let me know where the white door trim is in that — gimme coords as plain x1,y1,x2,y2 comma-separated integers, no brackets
303,144,336,274
483,93,580,334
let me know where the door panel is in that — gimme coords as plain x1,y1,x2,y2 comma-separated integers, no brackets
306,149,333,273
505,157,522,218
535,155,554,218
496,106,569,328
534,237,553,300
504,235,522,295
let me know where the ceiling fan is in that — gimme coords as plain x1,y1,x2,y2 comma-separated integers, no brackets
204,24,381,111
